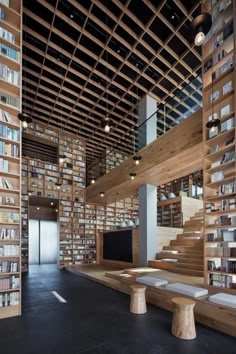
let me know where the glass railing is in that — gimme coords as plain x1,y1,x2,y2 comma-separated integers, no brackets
86,74,202,186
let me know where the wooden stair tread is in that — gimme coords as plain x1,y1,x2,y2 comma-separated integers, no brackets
157,253,203,260
168,267,204,277
171,262,204,270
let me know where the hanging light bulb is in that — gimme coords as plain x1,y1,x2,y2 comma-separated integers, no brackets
91,178,95,184
104,122,110,133
191,13,212,47
100,191,105,197
129,172,136,180
55,182,62,190
18,113,32,129
133,155,142,165
195,31,205,46
103,117,112,133
59,154,66,164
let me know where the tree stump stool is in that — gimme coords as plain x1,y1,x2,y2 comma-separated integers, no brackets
129,284,147,314
171,297,196,340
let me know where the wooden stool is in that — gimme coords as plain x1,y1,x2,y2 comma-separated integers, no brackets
171,297,196,340
129,284,147,314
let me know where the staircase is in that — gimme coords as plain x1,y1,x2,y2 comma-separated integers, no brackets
149,211,204,276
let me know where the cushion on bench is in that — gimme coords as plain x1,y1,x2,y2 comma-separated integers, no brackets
161,258,178,262
136,276,168,287
165,283,208,298
209,293,236,308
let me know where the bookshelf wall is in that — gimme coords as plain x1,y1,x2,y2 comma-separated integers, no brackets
21,122,138,269
87,148,128,184
202,0,236,293
0,0,21,318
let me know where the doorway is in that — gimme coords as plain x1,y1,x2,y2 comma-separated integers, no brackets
29,220,58,265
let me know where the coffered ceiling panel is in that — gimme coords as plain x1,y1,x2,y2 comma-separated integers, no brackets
23,0,202,166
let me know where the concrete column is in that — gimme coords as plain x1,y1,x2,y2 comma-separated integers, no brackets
138,184,157,266
138,95,157,149
138,95,157,266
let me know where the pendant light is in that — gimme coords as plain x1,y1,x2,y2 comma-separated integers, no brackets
191,12,212,46
205,9,220,132
129,172,136,180
18,67,32,128
133,155,142,165
18,112,32,129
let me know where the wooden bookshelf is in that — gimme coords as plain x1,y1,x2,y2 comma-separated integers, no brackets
22,122,137,269
0,0,21,318
202,0,236,292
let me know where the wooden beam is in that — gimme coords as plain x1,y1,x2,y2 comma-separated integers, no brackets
86,109,203,204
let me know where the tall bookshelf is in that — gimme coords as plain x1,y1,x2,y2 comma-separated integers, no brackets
203,0,236,292
0,0,21,318
21,122,137,269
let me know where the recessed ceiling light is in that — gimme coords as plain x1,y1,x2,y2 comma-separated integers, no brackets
70,14,74,18
171,15,175,19
50,202,54,206
117,49,120,53
36,207,40,210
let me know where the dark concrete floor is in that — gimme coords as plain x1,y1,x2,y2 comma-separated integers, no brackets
0,264,235,354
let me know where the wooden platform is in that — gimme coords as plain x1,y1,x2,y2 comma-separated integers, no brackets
67,265,236,338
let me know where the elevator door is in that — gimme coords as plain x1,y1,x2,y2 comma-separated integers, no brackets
29,220,58,265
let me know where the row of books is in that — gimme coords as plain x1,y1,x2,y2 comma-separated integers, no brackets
208,117,235,139
218,181,236,195
213,20,233,50
212,0,232,22
221,259,236,273
0,63,20,85
0,244,19,256
0,124,19,141
0,291,19,307
208,273,232,288
0,211,19,223
0,261,18,273
0,275,19,290
0,141,19,157
207,230,236,242
218,215,236,225
204,49,226,74
209,80,232,104
0,92,20,109
207,246,236,257
0,27,15,44
0,177,14,189
205,199,236,213
212,56,233,81
0,228,18,239
0,42,19,61
0,156,8,171
0,109,12,123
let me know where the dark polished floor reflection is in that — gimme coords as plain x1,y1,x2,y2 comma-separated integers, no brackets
0,264,235,354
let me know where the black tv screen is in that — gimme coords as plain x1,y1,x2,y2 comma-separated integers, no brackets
103,230,133,262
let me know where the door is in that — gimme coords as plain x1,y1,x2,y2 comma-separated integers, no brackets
29,219,58,265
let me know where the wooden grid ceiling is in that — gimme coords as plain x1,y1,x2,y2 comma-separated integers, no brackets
23,0,202,166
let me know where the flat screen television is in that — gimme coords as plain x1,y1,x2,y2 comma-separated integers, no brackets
103,229,133,262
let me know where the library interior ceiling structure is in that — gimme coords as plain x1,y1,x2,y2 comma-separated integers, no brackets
22,0,202,165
